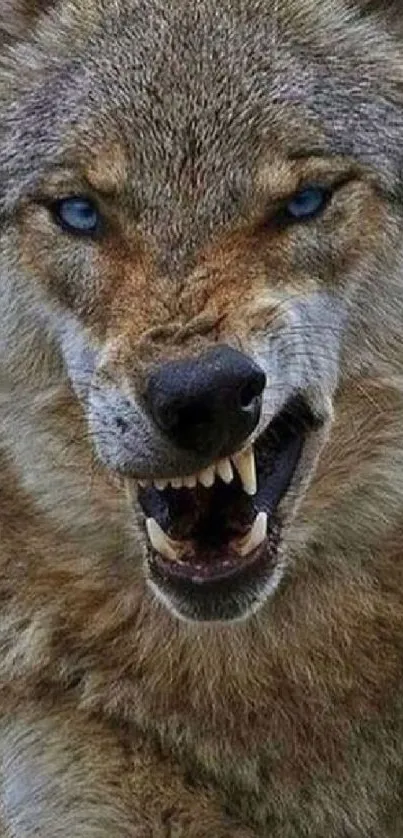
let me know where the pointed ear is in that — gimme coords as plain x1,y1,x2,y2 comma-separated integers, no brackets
0,0,55,44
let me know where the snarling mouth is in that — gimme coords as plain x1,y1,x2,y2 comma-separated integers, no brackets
128,395,318,621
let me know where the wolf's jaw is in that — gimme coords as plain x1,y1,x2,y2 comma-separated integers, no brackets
125,440,263,573
124,395,317,597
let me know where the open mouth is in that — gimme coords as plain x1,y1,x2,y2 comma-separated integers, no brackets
129,395,318,621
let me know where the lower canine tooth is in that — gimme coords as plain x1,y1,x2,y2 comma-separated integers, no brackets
233,512,267,557
232,446,257,496
198,465,216,488
216,458,234,484
146,518,184,562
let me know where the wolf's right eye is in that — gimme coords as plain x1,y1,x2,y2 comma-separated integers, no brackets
50,196,101,237
285,185,329,221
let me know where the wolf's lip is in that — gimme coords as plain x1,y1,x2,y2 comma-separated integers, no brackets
128,395,316,587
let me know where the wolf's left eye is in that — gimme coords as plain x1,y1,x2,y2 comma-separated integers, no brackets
51,197,101,236
285,185,330,221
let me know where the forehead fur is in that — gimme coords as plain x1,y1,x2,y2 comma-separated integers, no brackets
1,0,403,236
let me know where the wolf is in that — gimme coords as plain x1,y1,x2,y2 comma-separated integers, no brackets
1,0,403,835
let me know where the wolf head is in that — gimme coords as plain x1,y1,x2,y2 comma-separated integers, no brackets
1,0,403,623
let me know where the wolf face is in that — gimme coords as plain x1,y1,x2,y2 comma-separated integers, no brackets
1,0,403,625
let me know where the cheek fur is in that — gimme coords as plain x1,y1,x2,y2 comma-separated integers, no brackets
17,207,152,333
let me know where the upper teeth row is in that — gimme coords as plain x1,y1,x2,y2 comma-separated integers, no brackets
138,445,257,496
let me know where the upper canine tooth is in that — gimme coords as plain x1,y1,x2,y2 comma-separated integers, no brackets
232,512,267,557
216,458,234,484
183,475,197,489
198,465,216,488
232,446,257,495
154,478,168,491
146,518,184,562
138,479,150,489
170,477,183,490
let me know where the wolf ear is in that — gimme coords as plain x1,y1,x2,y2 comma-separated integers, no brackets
0,0,55,44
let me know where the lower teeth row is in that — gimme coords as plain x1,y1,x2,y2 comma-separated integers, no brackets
145,512,268,564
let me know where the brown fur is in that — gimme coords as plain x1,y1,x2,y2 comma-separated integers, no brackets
2,0,403,834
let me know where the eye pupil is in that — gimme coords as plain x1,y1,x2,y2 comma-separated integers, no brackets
286,186,327,221
54,197,100,235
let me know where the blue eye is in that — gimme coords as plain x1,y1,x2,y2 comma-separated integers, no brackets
286,185,329,221
53,196,101,235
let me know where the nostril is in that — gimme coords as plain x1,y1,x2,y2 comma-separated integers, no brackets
239,372,266,409
154,398,216,454
154,399,182,432
154,397,213,438
176,402,212,431
240,383,259,409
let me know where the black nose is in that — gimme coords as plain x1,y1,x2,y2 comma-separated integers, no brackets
146,345,266,458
